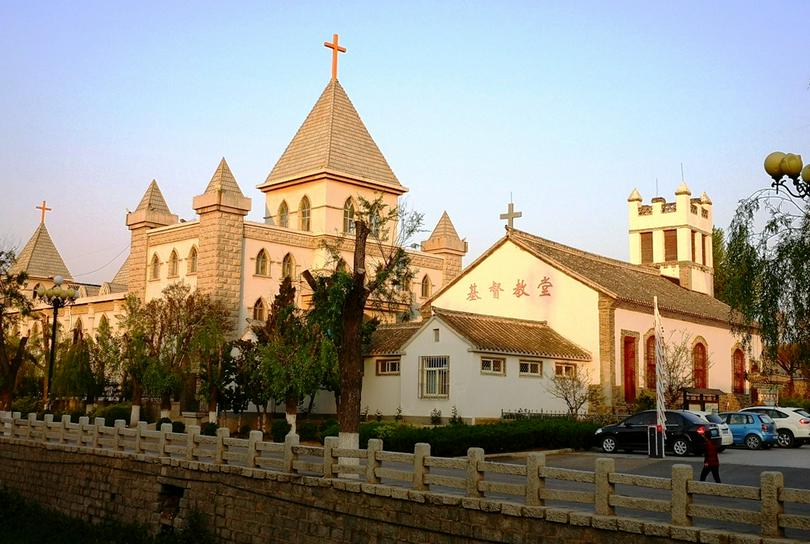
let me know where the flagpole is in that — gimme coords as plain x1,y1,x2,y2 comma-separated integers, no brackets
652,296,667,458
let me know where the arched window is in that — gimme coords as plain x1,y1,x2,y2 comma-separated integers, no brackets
645,335,656,389
187,247,198,274
97,314,109,337
282,253,294,279
421,275,431,298
255,249,269,276
732,349,745,394
299,197,311,231
150,254,160,280
278,201,289,228
692,342,707,388
73,318,84,342
252,298,266,321
168,250,179,277
343,198,355,234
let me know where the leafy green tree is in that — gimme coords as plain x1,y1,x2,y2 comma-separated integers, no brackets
712,227,729,303
0,249,33,410
258,277,325,436
191,302,230,424
52,336,96,400
304,195,422,445
725,190,810,382
218,340,253,428
90,315,120,403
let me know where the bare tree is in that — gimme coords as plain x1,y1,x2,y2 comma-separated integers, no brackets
546,366,601,416
657,330,712,408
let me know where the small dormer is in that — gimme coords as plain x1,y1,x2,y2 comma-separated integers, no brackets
627,185,714,296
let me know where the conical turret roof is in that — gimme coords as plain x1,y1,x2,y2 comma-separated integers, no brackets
10,223,72,279
421,211,466,254
204,158,245,197
263,79,401,188
428,211,462,241
135,180,173,215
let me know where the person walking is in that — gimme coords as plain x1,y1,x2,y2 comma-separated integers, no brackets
699,433,720,483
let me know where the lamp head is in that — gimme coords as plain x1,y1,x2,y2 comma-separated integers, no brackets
780,153,803,179
764,151,786,180
53,275,64,287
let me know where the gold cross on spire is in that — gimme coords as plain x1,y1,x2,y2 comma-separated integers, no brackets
500,201,522,228
36,200,52,225
324,33,346,80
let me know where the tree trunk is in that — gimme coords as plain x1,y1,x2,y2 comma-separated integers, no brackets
208,382,218,424
130,380,143,427
285,395,298,436
0,388,12,412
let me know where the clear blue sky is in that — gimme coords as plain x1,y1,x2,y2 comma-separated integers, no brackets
1,1,809,284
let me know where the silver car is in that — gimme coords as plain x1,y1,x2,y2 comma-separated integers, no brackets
678,410,733,450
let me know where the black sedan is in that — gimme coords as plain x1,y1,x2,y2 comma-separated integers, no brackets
595,410,721,456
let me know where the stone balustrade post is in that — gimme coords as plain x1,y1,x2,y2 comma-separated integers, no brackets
413,442,430,491
215,428,229,465
27,413,37,440
323,436,338,478
366,439,382,484
43,414,54,443
185,425,200,461
134,422,147,454
246,430,262,468
671,464,693,526
594,457,615,516
114,420,126,451
158,423,172,456
283,433,299,473
526,452,545,506
12,412,21,439
78,416,89,447
466,447,485,498
60,414,71,444
760,471,784,538
93,417,105,449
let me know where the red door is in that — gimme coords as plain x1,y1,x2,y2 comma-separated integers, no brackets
623,336,637,403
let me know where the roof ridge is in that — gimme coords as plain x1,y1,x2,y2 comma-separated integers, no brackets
509,228,661,277
432,307,548,327
325,80,336,170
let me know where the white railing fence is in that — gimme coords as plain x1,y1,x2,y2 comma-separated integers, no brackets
1,411,808,539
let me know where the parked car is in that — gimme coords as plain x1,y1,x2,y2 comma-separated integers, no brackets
719,411,778,450
595,410,720,457
679,410,733,450
740,406,810,448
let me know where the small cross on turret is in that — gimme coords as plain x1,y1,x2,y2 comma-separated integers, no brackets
36,200,52,225
324,33,347,80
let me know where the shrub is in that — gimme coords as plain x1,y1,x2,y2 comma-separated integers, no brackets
158,417,173,429
271,419,291,442
10,396,41,416
633,390,656,412
237,424,252,438
91,403,133,426
298,421,318,441
200,422,218,436
430,408,442,425
171,421,186,434
320,420,339,441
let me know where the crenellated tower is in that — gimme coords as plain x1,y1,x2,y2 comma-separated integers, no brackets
126,180,178,299
627,183,714,296
193,158,252,334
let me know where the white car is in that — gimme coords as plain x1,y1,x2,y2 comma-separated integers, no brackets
679,410,733,450
741,406,810,448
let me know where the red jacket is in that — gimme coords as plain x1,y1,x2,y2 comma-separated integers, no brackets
703,437,719,467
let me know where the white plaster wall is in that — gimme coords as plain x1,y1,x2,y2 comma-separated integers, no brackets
614,307,762,394
144,236,199,301
242,236,317,312
430,241,599,368
361,357,402,416
263,181,329,233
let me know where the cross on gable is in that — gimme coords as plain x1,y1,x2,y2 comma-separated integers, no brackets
500,201,522,228
324,33,347,80
36,200,52,225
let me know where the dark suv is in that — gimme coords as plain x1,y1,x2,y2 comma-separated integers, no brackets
595,410,720,456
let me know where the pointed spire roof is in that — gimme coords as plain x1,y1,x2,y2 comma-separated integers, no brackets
421,211,466,255
262,79,401,189
135,179,173,215
627,188,642,202
204,158,245,197
9,223,72,279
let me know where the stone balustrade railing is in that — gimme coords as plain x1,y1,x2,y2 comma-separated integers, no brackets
1,411,809,540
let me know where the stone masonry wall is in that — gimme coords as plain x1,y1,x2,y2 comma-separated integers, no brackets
0,439,687,544
128,226,149,298
197,211,244,335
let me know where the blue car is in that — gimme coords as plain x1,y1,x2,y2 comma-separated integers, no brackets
719,412,778,450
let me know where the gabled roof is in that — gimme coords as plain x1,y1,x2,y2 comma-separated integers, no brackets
135,179,172,215
262,79,401,188
10,223,72,279
507,228,736,324
204,157,245,197
367,322,422,356
430,308,591,360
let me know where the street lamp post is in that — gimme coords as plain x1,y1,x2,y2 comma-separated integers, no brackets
764,152,810,199
34,275,78,409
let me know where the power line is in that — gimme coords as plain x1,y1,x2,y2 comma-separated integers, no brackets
71,244,129,278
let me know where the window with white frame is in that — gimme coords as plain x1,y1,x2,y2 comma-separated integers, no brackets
480,357,505,375
555,362,576,378
419,356,449,398
376,359,400,375
519,360,542,377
